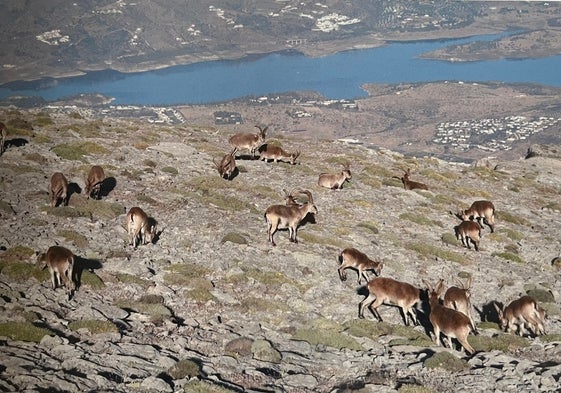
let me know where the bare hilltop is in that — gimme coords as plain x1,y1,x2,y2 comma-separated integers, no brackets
0,104,560,392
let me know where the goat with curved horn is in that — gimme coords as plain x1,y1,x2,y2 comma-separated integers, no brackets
264,189,317,246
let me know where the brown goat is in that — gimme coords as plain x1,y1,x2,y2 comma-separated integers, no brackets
318,163,352,189
494,296,546,337
359,277,421,326
425,279,475,354
50,172,69,207
338,247,383,285
393,169,429,191
454,220,482,251
126,207,157,248
213,148,237,180
264,190,317,246
85,165,105,199
259,144,300,165
443,276,477,333
229,125,267,158
37,246,76,298
458,200,496,233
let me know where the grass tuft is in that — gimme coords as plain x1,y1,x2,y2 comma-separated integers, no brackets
0,322,52,342
68,320,119,334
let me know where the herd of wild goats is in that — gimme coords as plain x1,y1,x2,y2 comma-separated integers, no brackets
0,121,549,356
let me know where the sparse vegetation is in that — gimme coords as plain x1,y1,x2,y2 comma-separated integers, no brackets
492,252,525,264
406,242,470,264
292,318,362,351
423,351,469,371
68,320,119,334
0,322,52,343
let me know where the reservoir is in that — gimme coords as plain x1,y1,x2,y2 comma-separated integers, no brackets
1,34,561,106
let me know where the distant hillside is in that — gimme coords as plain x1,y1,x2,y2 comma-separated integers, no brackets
1,1,561,85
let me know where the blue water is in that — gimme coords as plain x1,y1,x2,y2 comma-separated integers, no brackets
1,34,561,106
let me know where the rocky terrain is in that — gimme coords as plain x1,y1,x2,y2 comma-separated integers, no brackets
1,107,561,393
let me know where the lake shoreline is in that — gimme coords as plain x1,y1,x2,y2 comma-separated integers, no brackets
0,25,515,87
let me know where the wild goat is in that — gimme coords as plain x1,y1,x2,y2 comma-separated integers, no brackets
338,247,383,285
443,276,477,333
359,277,421,326
213,148,237,180
424,279,475,354
264,190,317,246
37,246,76,298
259,144,300,165
85,165,105,199
457,200,495,233
393,169,429,191
229,125,267,158
494,296,546,337
318,164,352,189
126,207,157,248
0,121,7,155
50,172,69,207
454,220,482,251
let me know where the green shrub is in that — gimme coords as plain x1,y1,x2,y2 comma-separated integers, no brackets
0,261,49,283
162,166,179,175
115,273,153,289
356,222,379,234
292,318,362,351
168,359,203,379
221,232,249,245
164,264,211,286
182,380,237,393
498,211,530,226
424,351,469,371
0,245,35,263
80,271,105,290
492,252,525,264
0,322,52,342
398,385,436,393
68,320,118,334
469,333,529,352
406,242,469,264
58,229,88,248
400,212,440,227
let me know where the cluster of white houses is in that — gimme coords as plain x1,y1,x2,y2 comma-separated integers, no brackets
433,115,560,152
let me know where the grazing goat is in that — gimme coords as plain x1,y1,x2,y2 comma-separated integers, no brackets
338,247,383,285
126,207,157,248
0,121,7,155
318,164,352,189
424,279,475,354
85,165,105,199
458,200,495,233
37,246,75,298
454,219,481,251
444,276,477,333
359,277,421,326
264,190,317,246
259,144,300,165
229,125,267,158
393,169,429,191
50,172,69,207
494,296,546,337
214,148,237,180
